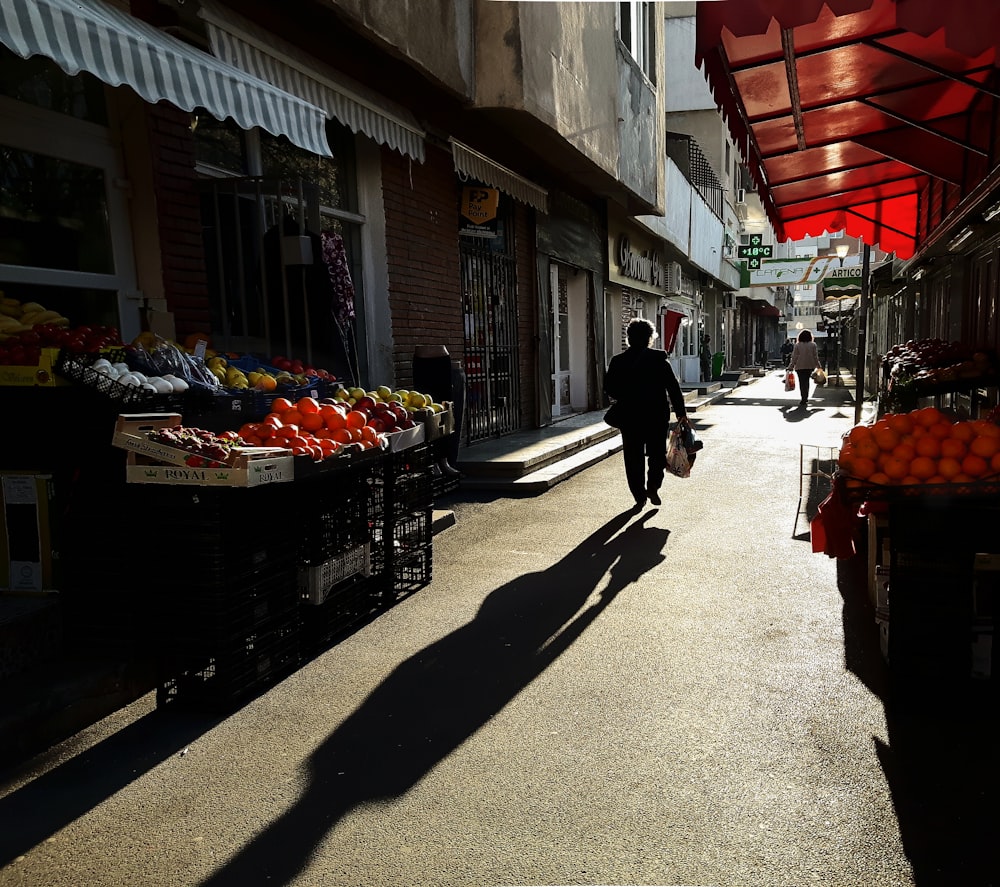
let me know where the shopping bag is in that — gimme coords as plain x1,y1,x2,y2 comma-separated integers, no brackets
784,371,796,392
811,368,828,386
604,401,624,428
666,426,692,478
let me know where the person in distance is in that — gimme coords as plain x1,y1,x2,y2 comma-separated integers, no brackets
788,329,821,407
604,317,690,509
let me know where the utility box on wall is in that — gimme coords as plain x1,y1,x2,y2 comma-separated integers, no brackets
1,473,58,593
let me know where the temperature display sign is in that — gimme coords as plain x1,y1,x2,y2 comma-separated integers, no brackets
737,235,773,269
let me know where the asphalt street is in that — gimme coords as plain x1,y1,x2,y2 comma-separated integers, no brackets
0,370,993,887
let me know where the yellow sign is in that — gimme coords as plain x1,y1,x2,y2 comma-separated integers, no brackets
461,187,499,225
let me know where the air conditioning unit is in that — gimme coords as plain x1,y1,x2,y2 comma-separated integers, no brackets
664,261,683,294
736,188,747,205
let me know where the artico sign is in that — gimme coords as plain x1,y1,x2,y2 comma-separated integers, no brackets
615,234,663,290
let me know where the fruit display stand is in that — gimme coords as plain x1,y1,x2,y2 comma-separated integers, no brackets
371,443,435,601
853,491,998,694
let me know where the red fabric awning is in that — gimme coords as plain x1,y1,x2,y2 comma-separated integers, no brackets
696,0,1000,259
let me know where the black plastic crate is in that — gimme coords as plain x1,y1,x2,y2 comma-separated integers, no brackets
367,471,433,523
156,615,301,710
370,508,432,577
300,574,381,655
387,442,434,476
392,545,432,595
298,472,374,565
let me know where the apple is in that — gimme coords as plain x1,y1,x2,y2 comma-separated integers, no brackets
356,395,377,412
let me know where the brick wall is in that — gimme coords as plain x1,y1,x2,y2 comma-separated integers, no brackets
382,145,464,389
145,104,211,338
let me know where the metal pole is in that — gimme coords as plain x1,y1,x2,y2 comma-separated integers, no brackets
854,244,872,425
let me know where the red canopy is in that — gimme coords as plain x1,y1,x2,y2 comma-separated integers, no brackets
696,0,1000,259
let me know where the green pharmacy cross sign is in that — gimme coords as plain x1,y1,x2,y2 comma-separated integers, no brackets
737,235,773,270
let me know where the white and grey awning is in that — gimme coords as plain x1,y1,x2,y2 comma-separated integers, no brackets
0,0,331,157
450,139,549,213
198,1,425,162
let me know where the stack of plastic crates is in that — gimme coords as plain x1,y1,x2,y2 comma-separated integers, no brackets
886,496,998,701
370,442,434,601
297,453,383,655
151,484,302,710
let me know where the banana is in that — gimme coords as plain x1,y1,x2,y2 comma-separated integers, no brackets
0,296,20,307
28,309,63,325
20,302,46,314
0,316,21,328
0,304,22,318
51,316,71,328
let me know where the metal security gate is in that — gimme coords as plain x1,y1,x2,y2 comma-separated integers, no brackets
460,225,520,443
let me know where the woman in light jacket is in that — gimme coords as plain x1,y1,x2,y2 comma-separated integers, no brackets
789,329,821,406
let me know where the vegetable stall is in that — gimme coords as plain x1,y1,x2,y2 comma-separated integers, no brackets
1,296,456,709
815,338,998,697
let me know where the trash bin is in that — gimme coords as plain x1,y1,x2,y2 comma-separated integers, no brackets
711,351,725,381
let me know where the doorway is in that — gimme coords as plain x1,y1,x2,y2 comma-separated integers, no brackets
550,262,588,417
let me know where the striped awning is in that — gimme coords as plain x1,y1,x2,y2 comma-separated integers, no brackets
199,1,425,162
0,0,331,157
450,139,549,213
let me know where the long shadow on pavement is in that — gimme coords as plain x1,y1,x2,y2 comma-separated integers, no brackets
0,707,219,867
198,509,670,886
836,551,996,886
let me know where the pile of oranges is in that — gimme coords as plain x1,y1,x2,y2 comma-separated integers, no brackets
236,395,385,460
838,407,1000,486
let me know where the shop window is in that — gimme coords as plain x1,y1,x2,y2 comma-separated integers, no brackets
0,45,107,125
0,145,114,273
0,51,136,337
195,118,365,383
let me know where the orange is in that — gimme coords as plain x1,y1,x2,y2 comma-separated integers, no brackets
915,436,942,459
281,408,303,427
939,438,967,460
271,396,294,414
892,442,917,463
913,406,945,428
360,425,379,443
272,424,300,440
345,410,367,430
971,419,1000,439
886,413,914,435
949,421,975,443
331,428,353,444
854,438,881,461
868,471,891,486
926,474,947,484
969,435,1000,459
322,407,347,431
350,428,364,442
882,456,910,481
299,412,324,432
937,456,962,479
296,396,320,415
848,425,874,446
990,451,1000,474
962,453,989,477
847,456,877,479
951,473,974,483
928,420,953,440
900,475,922,485
909,456,937,479
872,425,900,451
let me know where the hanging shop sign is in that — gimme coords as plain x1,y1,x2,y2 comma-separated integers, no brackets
741,256,889,287
460,186,500,238
609,225,665,295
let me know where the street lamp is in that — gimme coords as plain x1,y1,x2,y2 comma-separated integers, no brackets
835,243,849,265
830,245,849,384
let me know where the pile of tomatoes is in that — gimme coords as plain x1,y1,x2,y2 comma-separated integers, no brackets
0,324,121,366
237,395,386,460
838,407,1000,487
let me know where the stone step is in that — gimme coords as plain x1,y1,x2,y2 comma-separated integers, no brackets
458,435,623,493
458,422,619,479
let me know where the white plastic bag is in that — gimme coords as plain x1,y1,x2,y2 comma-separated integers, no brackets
666,427,691,478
